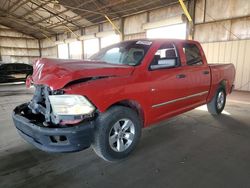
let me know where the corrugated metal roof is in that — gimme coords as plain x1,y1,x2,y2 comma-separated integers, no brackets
0,0,180,39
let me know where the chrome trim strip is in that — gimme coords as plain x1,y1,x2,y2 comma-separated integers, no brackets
152,91,209,108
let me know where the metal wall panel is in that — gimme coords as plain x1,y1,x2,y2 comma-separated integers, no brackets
41,37,57,58
41,47,57,58
231,17,250,40
40,37,56,48
57,33,68,41
102,20,120,32
85,25,99,35
0,48,40,56
0,29,33,38
194,0,205,24
205,0,250,22
124,13,147,35
201,40,250,91
243,41,250,91
0,38,39,48
0,25,40,64
124,32,146,40
195,17,250,42
149,4,183,22
194,21,231,42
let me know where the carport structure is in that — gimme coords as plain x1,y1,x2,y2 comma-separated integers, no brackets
0,0,250,187
0,0,181,38
0,0,249,91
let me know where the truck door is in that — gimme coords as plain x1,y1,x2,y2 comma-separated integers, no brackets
179,42,211,106
147,42,192,123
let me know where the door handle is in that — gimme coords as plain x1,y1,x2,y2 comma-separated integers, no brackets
203,71,210,75
176,74,186,79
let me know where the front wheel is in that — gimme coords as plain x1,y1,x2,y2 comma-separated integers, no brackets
207,87,226,115
92,106,142,162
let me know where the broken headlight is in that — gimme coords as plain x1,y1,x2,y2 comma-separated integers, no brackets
48,95,95,116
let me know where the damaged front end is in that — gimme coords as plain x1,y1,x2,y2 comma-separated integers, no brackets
28,85,96,127
12,85,96,152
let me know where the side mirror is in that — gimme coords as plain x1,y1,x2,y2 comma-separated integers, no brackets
150,58,178,70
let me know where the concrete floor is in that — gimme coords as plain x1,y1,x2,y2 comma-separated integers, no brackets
1,83,250,188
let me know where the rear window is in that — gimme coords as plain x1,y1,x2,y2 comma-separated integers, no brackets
183,43,203,66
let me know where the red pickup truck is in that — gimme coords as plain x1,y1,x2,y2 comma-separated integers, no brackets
13,39,235,161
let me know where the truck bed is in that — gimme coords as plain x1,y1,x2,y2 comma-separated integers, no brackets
208,63,235,101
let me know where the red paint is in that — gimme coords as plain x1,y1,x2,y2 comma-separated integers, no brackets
30,39,235,127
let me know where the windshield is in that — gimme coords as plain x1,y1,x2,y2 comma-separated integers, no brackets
90,40,152,66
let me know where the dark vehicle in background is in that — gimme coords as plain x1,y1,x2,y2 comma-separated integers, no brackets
0,62,33,83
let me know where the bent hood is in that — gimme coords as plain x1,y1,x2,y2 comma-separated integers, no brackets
31,58,134,90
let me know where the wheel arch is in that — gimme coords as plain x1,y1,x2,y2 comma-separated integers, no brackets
219,79,229,94
207,79,228,103
106,99,145,127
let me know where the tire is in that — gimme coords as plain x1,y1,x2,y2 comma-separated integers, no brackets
92,106,142,162
207,87,226,115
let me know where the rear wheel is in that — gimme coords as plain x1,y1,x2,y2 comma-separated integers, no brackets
207,87,226,115
92,106,142,162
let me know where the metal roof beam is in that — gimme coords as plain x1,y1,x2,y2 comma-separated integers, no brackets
47,14,104,29
46,14,83,29
30,0,82,29
48,0,180,30
9,0,31,13
0,8,56,36
33,0,122,29
33,0,93,24
21,0,51,18
94,0,121,17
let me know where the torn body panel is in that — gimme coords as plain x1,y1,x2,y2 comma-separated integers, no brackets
30,58,134,90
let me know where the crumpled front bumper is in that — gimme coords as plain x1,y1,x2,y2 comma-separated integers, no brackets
12,103,95,153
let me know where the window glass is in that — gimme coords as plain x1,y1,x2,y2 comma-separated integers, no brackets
183,43,203,66
8,64,14,71
15,64,24,70
102,47,121,64
150,43,179,69
84,38,99,59
27,65,32,70
69,41,82,59
0,64,7,71
58,43,69,59
90,40,151,66
15,64,31,70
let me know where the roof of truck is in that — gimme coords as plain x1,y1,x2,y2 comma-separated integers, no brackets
118,38,200,46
